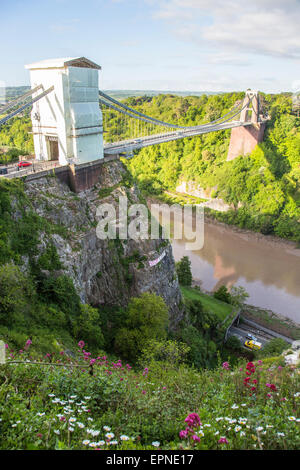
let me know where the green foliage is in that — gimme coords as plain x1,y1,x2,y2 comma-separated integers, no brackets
73,304,104,349
213,285,232,304
176,255,192,286
114,292,169,362
256,338,289,359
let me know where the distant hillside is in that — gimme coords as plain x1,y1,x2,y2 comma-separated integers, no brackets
0,86,220,104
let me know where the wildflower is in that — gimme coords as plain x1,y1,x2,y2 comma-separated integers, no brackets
192,435,200,442
179,430,188,439
235,426,242,433
78,341,85,349
240,431,246,437
36,412,45,417
103,426,111,432
277,432,285,437
105,433,115,440
218,437,228,444
68,427,74,432
69,417,76,423
255,427,263,432
152,441,160,447
110,440,118,445
142,390,146,395
89,442,98,448
231,404,239,409
82,440,90,446
184,413,202,429
120,435,130,441
222,362,230,370
54,430,60,435
77,422,85,428
288,416,296,421
96,441,105,446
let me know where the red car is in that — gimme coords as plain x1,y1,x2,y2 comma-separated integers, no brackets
18,161,32,168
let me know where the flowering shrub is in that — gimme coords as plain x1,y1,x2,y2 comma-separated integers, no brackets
0,341,299,450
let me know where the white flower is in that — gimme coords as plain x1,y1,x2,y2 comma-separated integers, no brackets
48,394,55,397
110,440,118,445
203,424,211,427
277,432,285,437
214,431,219,436
256,427,264,432
70,395,77,399
82,440,90,446
120,435,130,441
91,430,100,437
84,396,91,400
231,404,239,409
215,417,223,422
68,427,74,432
54,430,60,435
96,440,105,446
288,416,296,421
235,426,242,433
77,422,85,429
241,404,247,407
105,432,115,440
240,431,246,437
152,441,160,447
69,417,77,423
89,442,97,448
37,412,45,417
103,426,111,431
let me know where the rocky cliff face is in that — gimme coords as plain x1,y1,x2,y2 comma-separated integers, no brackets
23,160,183,328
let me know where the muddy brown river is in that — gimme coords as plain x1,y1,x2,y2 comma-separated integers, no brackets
155,204,300,323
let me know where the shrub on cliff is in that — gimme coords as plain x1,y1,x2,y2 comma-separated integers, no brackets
176,256,192,287
114,292,169,362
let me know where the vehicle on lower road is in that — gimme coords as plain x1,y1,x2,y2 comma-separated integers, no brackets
244,339,262,350
246,333,258,341
18,161,32,168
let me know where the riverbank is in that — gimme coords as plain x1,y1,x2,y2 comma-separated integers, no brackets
146,191,300,254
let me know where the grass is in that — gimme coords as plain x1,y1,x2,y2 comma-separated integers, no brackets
180,286,233,323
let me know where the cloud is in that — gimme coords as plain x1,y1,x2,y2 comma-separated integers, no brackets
151,0,300,60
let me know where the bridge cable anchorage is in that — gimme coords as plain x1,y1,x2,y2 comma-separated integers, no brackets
99,90,251,129
0,84,43,115
0,86,54,127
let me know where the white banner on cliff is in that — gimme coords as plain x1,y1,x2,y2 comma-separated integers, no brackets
148,250,166,267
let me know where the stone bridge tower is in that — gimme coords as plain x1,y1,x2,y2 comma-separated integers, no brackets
227,90,266,161
25,57,104,166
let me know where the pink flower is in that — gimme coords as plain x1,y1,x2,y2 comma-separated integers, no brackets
142,390,146,395
179,430,188,439
184,413,201,428
192,435,200,442
78,340,85,349
222,362,230,370
5,344,8,349
218,437,228,444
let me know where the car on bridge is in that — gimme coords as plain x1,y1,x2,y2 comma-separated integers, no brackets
244,339,262,351
17,161,32,168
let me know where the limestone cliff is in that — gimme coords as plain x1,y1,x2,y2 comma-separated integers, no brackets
23,160,183,327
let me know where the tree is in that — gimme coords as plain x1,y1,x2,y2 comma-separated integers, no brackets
213,285,232,304
114,292,169,362
176,256,192,286
229,286,249,308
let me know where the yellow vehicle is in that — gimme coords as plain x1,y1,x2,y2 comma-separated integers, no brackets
244,340,262,350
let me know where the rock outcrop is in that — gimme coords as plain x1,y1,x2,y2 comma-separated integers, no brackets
23,160,183,328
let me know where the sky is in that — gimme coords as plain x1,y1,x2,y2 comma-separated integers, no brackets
1,0,300,92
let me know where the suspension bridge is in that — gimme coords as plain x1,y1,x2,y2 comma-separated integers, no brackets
0,57,267,184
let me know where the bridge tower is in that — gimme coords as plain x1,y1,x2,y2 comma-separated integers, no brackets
25,57,104,165
227,89,266,161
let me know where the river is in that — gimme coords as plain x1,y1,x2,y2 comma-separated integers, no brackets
154,203,300,324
